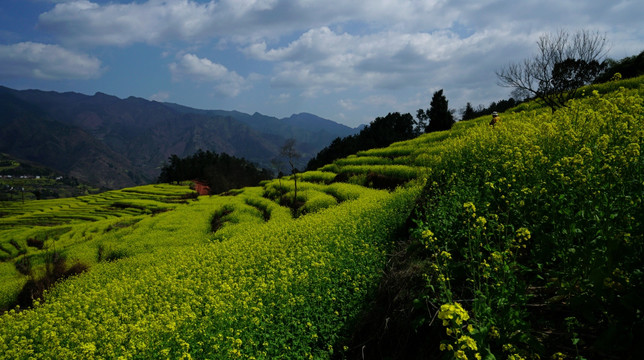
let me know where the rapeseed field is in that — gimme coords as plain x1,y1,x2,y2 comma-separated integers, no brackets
0,76,642,359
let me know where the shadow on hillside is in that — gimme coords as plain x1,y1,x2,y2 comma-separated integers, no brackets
332,172,409,191
334,236,442,360
2,252,89,313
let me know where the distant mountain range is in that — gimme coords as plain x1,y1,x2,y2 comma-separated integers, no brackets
0,86,360,189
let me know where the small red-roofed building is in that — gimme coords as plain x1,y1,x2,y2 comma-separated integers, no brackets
193,180,210,196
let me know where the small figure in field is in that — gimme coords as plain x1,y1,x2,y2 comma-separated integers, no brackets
489,111,499,127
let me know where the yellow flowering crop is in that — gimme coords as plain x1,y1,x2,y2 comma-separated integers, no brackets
0,182,420,359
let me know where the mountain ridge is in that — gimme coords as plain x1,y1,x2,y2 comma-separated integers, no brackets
0,86,360,189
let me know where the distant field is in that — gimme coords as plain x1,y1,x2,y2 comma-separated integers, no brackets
0,153,102,201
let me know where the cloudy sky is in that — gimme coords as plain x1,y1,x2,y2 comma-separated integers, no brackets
1,0,642,127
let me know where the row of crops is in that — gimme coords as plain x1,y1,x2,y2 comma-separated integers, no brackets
0,76,642,358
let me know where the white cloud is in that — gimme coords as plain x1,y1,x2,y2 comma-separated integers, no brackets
149,91,170,102
338,99,356,111
0,42,103,80
362,94,398,108
169,53,247,97
35,1,644,59
39,0,212,46
245,26,497,93
38,0,325,46
34,0,479,46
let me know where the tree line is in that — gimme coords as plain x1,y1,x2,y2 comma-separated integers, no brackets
306,89,456,171
593,49,644,83
157,150,272,195
306,112,415,171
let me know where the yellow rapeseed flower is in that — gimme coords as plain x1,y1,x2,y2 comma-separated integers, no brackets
455,349,468,360
457,335,478,351
463,202,476,214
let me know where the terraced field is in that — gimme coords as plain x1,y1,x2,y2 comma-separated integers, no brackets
0,184,197,308
0,77,642,359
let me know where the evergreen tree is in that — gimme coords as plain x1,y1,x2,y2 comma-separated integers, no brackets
425,89,454,133
462,102,476,121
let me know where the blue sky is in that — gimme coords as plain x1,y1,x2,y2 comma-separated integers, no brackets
0,0,642,127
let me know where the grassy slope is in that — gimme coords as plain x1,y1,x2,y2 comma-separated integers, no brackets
0,76,642,359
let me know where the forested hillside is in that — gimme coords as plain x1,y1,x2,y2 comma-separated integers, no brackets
0,76,642,359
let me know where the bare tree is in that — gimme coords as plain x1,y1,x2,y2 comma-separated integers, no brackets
496,29,608,112
280,138,301,208
270,157,285,204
